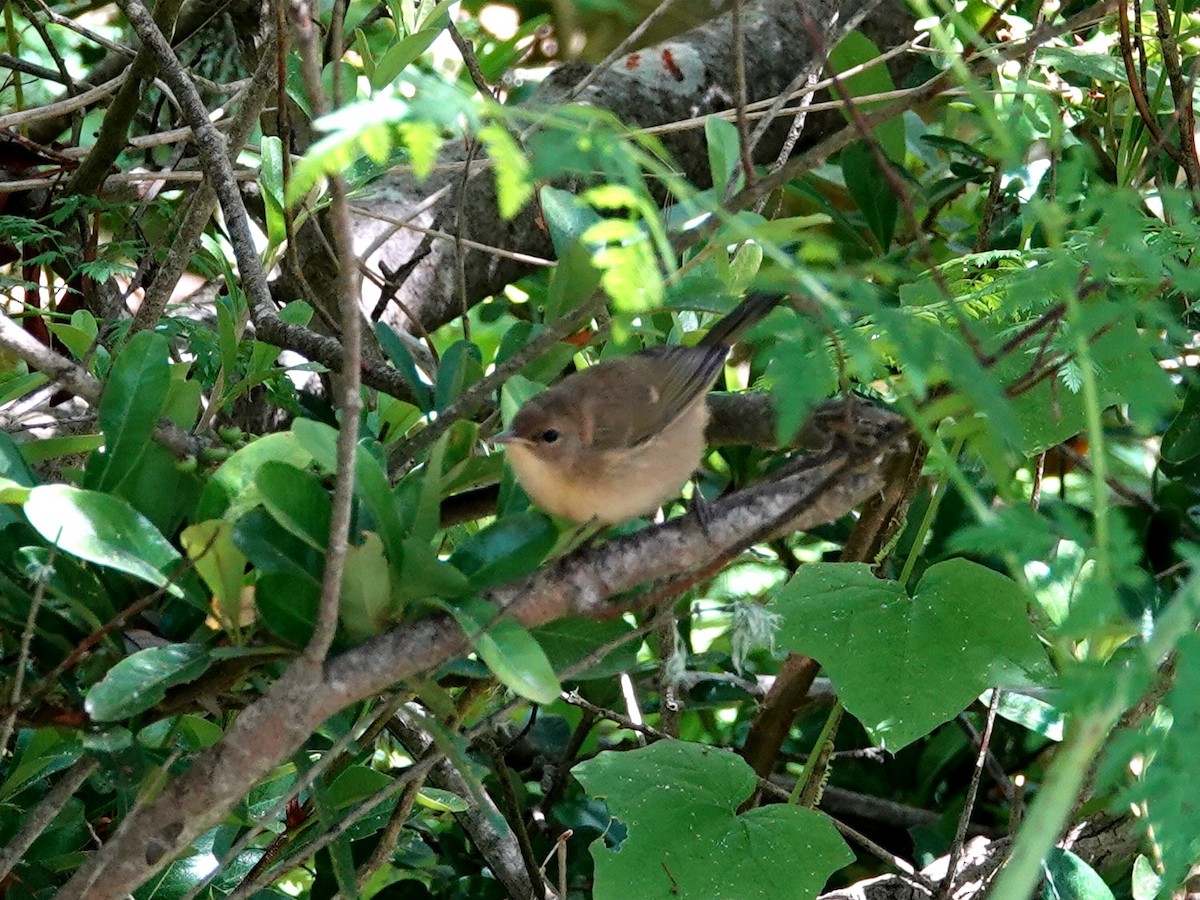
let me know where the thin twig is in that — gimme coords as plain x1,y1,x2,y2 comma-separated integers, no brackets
0,547,52,755
0,757,98,881
729,0,755,190
940,690,1002,899
292,0,361,663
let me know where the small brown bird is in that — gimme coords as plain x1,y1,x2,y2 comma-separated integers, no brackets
495,293,783,524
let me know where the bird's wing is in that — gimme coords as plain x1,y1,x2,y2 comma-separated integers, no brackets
585,344,727,450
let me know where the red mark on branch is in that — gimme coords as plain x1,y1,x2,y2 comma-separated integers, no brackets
660,49,684,81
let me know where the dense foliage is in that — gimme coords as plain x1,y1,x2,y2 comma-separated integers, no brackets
2,1,1200,898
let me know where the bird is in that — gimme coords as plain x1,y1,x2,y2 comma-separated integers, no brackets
494,293,784,524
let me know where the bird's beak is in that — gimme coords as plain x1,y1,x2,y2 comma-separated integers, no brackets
493,429,517,445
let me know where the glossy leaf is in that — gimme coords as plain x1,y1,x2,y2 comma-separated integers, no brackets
449,511,557,589
24,485,185,597
85,644,212,722
85,331,171,493
196,432,313,521
256,460,331,551
442,597,560,704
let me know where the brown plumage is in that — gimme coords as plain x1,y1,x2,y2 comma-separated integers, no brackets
495,293,783,524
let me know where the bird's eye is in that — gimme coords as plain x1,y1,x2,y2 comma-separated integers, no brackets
541,428,560,444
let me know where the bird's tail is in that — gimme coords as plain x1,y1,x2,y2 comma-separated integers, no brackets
700,292,788,347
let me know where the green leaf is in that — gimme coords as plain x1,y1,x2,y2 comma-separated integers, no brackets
773,560,1052,750
531,617,640,680
137,714,223,751
85,644,212,721
828,31,903,161
233,507,323,585
574,742,852,900
19,433,105,464
260,135,287,250
339,532,396,640
197,432,314,521
24,485,185,597
1131,855,1162,900
415,787,469,812
434,340,484,412
981,688,1063,741
705,115,741,193
441,597,560,703
0,430,36,487
0,370,49,407
375,322,433,412
180,520,247,626
1162,381,1200,472
255,572,319,646
412,431,449,542
478,123,533,219
841,141,898,250
371,27,441,89
449,511,557,588
84,331,171,493
1040,849,1116,900
395,536,470,603
540,186,603,258
256,460,332,551
0,728,82,802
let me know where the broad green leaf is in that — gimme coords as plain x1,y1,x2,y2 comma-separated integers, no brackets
981,688,1063,742
196,432,313,521
705,115,741,193
532,617,640,680
0,370,48,407
841,141,897,250
773,560,1052,750
256,461,331,551
449,511,557,588
1131,855,1162,900
255,572,319,646
412,432,449,542
19,433,105,464
181,520,247,625
339,532,395,640
113,442,202,537
828,31,904,161
540,186,603,258
85,644,212,721
137,714,223,751
0,728,82,802
85,330,171,493
395,536,470,603
442,597,560,704
24,485,185,597
233,507,323,585
371,28,441,89
574,742,852,900
434,340,484,412
0,430,35,486
260,135,287,250
1040,849,1116,900
1162,381,1200,473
